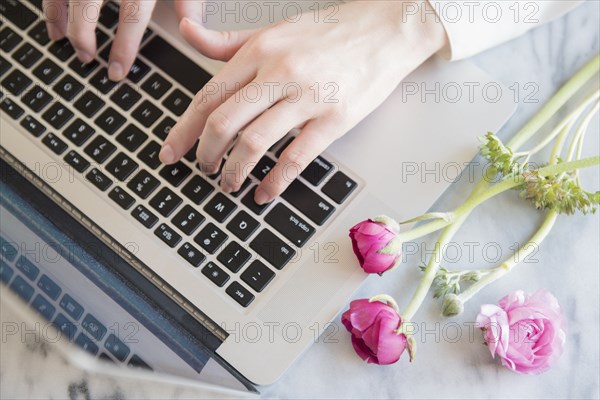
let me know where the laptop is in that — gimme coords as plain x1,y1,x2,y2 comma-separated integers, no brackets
0,0,516,386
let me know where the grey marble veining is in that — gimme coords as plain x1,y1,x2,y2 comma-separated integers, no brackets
1,1,599,399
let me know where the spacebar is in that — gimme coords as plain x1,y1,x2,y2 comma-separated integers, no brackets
140,36,213,94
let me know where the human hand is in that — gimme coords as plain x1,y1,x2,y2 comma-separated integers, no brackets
43,0,190,81
160,1,448,204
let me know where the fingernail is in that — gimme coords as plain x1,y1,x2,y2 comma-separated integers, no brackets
254,188,271,205
108,62,124,81
159,144,176,164
75,49,93,64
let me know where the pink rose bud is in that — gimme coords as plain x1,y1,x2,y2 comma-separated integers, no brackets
341,297,407,365
476,289,566,375
349,215,402,275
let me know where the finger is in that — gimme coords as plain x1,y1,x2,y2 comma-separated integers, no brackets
108,0,156,81
179,17,257,61
195,77,285,174
255,120,339,204
44,0,68,41
174,0,203,22
66,0,103,63
220,101,307,193
159,61,256,166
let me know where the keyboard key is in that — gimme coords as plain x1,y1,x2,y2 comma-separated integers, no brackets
75,91,105,118
217,241,251,273
264,203,315,247
250,156,276,181
12,43,42,68
0,0,37,29
68,58,99,78
142,72,171,100
53,313,76,340
250,229,296,270
152,116,175,141
322,171,358,204
0,27,21,52
242,186,271,215
48,38,75,61
28,21,50,45
27,0,43,11
108,186,135,210
154,223,182,248
204,193,236,223
84,135,116,163
181,175,214,205
141,36,212,94
105,334,130,362
301,156,334,186
82,313,107,341
0,97,23,119
184,141,198,162
10,276,34,302
0,236,17,261
149,187,182,217
86,168,113,191
162,89,191,116
98,1,120,29
194,223,227,254
226,281,254,308
127,170,160,199
132,100,162,127
202,261,230,287
94,106,125,135
33,58,62,84
42,133,68,155
230,177,251,198
22,85,52,112
59,294,84,320
172,205,204,235
99,353,114,363
20,115,46,137
63,150,90,173
31,294,56,320
128,355,152,370
90,68,117,94
1,69,31,95
111,83,142,111
16,255,39,281
159,162,191,187
178,242,205,267
131,204,158,228
137,140,162,169
241,260,275,293
281,180,335,226
0,55,11,77
75,333,99,355
116,124,148,151
63,118,95,146
226,211,259,241
42,102,74,129
37,275,62,300
54,74,84,101
0,259,14,283
95,27,109,48
127,58,150,83
106,152,138,181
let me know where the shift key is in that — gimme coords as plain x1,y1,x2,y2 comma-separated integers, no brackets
264,203,315,247
281,180,335,225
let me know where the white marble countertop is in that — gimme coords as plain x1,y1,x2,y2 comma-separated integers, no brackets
2,1,599,398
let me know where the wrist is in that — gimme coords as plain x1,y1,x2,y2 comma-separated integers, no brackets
400,1,448,59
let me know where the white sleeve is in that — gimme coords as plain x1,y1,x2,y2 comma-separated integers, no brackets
426,0,584,60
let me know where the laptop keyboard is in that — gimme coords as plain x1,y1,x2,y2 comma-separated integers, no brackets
0,235,152,369
0,0,359,309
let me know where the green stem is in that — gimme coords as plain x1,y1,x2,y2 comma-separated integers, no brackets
456,210,559,304
398,156,600,243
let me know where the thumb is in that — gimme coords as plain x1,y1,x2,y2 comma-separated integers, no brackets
179,17,257,62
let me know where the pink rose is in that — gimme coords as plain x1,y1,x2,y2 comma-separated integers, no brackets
476,289,566,374
342,298,407,365
349,216,402,274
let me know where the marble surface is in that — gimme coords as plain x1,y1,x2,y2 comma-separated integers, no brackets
2,1,599,398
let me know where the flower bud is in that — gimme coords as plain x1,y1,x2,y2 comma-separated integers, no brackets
442,294,464,317
349,215,402,275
